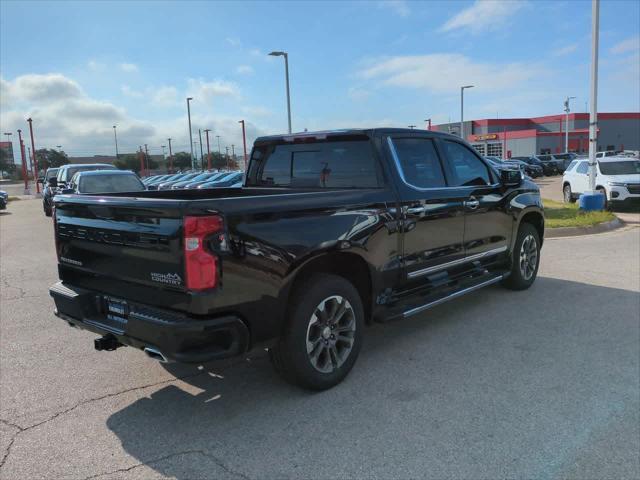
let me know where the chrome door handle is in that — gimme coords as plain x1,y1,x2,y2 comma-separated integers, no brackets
464,198,480,210
406,205,427,215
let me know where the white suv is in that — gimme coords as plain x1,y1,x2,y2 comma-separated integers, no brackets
562,156,640,207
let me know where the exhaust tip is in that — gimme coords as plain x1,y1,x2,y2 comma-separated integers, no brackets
144,347,169,363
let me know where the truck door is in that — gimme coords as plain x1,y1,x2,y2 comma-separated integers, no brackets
437,138,512,260
386,135,466,283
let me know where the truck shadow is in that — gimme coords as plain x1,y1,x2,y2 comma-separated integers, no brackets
105,276,640,479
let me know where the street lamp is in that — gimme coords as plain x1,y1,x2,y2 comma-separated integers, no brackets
564,96,576,153
203,129,212,170
26,118,40,193
167,138,173,173
238,120,247,170
216,135,221,156
2,133,12,180
113,125,119,159
460,85,474,139
186,97,194,169
269,51,292,133
425,118,432,130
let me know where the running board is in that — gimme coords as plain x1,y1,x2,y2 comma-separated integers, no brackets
403,274,505,318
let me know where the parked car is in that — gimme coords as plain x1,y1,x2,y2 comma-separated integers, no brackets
156,173,202,190
50,128,544,390
60,170,146,195
562,156,640,207
513,156,557,176
146,173,185,190
44,163,116,216
548,153,578,173
0,190,8,210
170,171,222,189
41,167,60,215
511,159,543,178
182,172,229,189
196,171,243,189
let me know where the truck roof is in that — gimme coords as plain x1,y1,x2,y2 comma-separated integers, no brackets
254,128,451,144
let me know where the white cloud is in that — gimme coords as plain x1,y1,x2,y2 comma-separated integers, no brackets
440,0,526,34
552,43,578,57
151,86,179,107
610,35,640,55
87,60,106,71
348,87,371,101
241,105,272,117
236,65,254,75
358,54,542,93
119,63,139,73
378,0,410,17
186,78,240,103
121,85,143,98
1,73,83,105
226,37,241,47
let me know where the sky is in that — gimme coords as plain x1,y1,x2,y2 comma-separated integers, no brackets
1,0,639,159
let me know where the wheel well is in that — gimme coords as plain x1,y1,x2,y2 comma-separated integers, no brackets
563,181,571,189
287,252,373,324
520,211,544,246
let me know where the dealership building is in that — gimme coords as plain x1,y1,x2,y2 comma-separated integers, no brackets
433,112,640,158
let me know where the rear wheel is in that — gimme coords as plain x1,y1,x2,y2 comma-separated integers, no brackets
270,274,364,390
563,184,575,203
502,223,540,291
597,187,608,209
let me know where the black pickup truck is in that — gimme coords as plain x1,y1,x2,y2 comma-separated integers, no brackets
50,128,544,390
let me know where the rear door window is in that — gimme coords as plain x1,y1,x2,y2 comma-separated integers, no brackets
249,139,382,188
390,138,446,189
576,161,589,174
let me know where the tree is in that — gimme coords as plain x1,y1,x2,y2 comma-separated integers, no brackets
35,148,69,169
170,152,193,171
114,153,158,174
0,148,16,175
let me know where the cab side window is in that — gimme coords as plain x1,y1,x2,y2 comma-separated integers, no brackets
442,140,492,187
392,138,446,189
576,161,589,174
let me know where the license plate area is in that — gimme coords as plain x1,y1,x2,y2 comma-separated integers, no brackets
87,295,129,334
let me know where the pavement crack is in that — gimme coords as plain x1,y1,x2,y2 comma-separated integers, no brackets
82,449,251,480
0,419,22,470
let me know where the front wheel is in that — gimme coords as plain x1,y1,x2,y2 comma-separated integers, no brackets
270,273,364,390
502,223,541,291
563,184,575,203
597,187,608,209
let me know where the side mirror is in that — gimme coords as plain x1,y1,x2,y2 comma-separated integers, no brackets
501,168,523,187
49,178,58,188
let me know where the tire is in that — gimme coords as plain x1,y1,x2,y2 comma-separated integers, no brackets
270,273,364,390
597,187,608,209
563,184,575,203
502,223,541,291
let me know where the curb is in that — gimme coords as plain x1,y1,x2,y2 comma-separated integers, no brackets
545,217,625,238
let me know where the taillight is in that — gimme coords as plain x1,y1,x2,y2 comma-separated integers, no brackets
183,215,223,291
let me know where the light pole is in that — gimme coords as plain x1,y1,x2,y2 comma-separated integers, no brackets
425,118,432,130
586,0,601,205
167,138,173,173
113,125,119,159
17,129,29,193
216,135,221,156
460,85,474,140
269,51,292,133
198,129,204,170
186,97,194,169
3,133,13,180
26,118,40,193
239,120,247,171
204,129,212,170
144,144,150,176
564,96,576,153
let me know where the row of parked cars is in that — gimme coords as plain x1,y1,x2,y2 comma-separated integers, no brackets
41,163,244,217
484,153,581,178
142,170,243,190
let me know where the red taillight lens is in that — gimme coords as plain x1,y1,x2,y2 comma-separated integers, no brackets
184,215,223,291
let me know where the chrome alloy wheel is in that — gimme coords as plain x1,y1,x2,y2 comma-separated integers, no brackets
306,295,356,373
519,234,538,281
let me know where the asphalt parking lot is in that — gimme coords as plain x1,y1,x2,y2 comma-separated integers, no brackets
1,198,639,480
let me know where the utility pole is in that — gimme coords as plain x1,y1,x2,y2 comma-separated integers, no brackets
198,129,204,170
564,96,576,153
204,129,212,170
239,120,247,171
216,135,221,156
138,146,145,176
586,0,601,207
17,129,29,193
113,125,119,159
186,97,194,169
425,118,431,131
460,85,474,139
27,118,40,193
144,144,150,177
225,146,229,169
167,138,173,173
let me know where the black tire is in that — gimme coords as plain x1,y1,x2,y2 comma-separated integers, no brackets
563,184,575,203
270,273,364,390
597,187,608,209
502,223,541,291
44,206,52,217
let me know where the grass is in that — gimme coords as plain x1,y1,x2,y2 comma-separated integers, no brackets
543,198,616,228
7,196,20,202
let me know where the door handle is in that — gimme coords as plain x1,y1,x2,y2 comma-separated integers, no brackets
464,197,480,210
406,205,427,215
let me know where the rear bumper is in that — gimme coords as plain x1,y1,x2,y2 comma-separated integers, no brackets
49,281,250,363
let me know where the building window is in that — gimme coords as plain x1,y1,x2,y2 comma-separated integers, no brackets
486,143,503,158
472,144,486,155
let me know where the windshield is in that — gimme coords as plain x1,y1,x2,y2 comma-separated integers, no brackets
78,174,144,193
46,169,59,180
598,160,640,175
